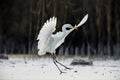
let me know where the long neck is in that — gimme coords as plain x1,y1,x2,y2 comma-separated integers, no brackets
62,28,73,38
62,24,74,38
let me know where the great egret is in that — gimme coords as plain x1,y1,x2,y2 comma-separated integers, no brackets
37,14,88,74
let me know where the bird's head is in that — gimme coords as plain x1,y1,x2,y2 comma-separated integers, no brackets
62,24,78,31
71,25,78,30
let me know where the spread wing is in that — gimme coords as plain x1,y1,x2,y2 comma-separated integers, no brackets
37,17,57,55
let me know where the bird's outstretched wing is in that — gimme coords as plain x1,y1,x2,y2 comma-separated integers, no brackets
37,17,57,55
37,17,57,40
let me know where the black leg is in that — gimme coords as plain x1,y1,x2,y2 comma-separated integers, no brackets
52,54,72,70
55,59,72,70
52,56,65,74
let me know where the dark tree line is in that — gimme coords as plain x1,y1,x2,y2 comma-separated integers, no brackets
0,0,120,58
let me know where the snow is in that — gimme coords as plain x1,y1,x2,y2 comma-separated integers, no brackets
0,57,120,80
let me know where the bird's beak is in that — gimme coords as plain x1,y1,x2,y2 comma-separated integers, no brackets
72,25,78,30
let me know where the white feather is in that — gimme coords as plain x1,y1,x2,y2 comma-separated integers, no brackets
51,31,65,49
37,15,88,56
37,15,88,73
37,17,57,55
77,14,88,27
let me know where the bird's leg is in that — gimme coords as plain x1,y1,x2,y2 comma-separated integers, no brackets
53,58,65,74
52,54,65,74
53,54,72,70
55,60,72,70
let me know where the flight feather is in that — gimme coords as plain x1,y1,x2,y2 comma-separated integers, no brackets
37,17,57,55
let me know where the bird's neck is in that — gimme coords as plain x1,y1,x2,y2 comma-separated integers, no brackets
63,29,72,38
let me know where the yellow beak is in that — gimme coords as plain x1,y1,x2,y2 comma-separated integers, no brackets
72,26,78,30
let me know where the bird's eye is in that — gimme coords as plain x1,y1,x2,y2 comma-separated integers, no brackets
66,27,71,30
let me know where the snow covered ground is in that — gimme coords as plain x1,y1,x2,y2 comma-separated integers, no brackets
0,56,120,80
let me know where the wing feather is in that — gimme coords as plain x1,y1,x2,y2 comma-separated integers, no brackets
37,17,57,55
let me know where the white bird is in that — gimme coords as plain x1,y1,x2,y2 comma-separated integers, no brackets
37,14,88,74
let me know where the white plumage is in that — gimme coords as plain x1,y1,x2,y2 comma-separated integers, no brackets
37,14,88,56
77,14,88,27
37,17,57,55
37,14,88,73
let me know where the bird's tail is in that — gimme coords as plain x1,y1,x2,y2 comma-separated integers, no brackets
38,50,46,56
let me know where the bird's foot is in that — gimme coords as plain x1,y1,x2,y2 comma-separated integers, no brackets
66,67,73,70
64,66,73,70
59,71,66,74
